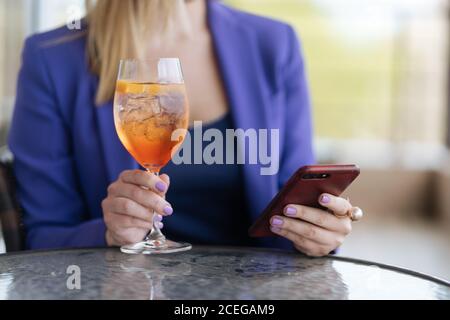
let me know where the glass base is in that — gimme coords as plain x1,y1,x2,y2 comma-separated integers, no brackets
120,239,192,255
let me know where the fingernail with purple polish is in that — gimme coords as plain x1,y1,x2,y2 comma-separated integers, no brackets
163,206,173,216
285,206,297,216
157,222,164,229
271,217,283,226
271,226,282,233
155,214,163,222
320,195,330,204
156,182,167,193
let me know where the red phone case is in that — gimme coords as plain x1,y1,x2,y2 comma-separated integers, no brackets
248,164,360,237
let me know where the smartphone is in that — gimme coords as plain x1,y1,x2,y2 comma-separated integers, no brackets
248,164,360,237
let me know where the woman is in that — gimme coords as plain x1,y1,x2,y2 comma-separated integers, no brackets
9,0,358,256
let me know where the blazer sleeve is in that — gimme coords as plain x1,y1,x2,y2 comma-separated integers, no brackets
278,26,316,186
8,36,107,250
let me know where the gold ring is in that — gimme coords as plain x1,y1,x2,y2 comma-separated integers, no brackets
347,207,364,221
333,207,364,222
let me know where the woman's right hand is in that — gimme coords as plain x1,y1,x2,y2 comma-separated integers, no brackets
102,170,173,247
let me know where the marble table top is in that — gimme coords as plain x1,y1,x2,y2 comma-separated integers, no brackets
0,246,448,300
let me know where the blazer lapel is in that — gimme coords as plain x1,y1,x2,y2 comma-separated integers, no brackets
208,1,278,221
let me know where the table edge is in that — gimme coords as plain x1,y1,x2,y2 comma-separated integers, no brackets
328,255,450,287
1,245,449,287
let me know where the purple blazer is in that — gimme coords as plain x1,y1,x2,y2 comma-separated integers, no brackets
8,1,315,250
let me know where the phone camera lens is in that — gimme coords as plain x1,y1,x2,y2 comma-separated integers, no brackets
302,173,330,180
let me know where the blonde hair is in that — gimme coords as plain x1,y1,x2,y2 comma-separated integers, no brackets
86,0,191,105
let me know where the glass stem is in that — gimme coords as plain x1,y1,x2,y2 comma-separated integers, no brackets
144,171,166,243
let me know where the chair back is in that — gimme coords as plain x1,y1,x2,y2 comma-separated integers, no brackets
0,147,25,252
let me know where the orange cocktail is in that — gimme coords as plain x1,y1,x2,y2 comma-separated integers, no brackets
114,80,189,172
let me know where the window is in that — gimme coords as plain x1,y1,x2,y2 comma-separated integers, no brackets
0,0,31,146
228,0,449,168
0,0,85,146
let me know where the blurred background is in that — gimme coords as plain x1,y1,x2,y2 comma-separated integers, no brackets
0,0,449,280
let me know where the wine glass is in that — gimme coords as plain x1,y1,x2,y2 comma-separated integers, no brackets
113,58,191,254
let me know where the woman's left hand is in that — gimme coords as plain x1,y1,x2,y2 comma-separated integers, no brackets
270,194,354,257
